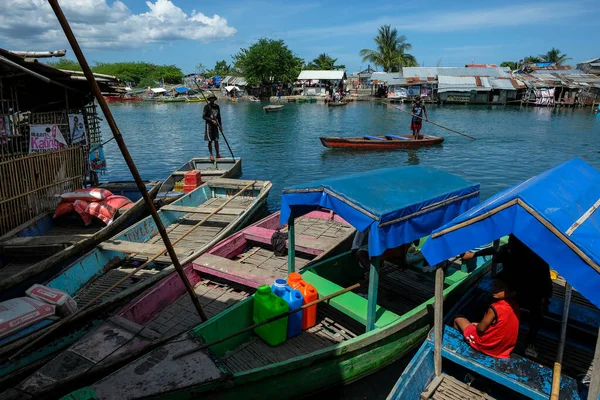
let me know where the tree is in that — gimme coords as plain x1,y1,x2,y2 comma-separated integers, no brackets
45,58,82,71
207,60,232,76
500,61,518,70
359,25,417,72
539,48,571,65
523,55,542,64
233,38,303,86
305,53,345,70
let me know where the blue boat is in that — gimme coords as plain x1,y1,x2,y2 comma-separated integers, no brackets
0,178,271,389
0,182,161,302
388,158,600,400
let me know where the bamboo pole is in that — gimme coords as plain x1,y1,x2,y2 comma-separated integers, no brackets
172,283,361,360
550,283,572,400
9,180,256,360
588,327,600,400
433,266,444,377
46,0,208,330
386,103,477,140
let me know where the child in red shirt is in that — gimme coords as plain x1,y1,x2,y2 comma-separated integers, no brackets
453,273,520,359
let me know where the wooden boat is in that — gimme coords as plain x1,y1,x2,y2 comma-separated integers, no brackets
157,157,242,204
328,101,347,107
185,96,205,103
0,182,161,302
388,158,600,400
12,210,353,398
0,178,271,389
62,166,493,400
263,105,284,112
320,134,444,149
160,97,186,103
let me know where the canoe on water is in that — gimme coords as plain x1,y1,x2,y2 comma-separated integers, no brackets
10,210,353,398
60,167,494,400
320,134,444,149
157,157,242,204
0,179,271,390
0,182,161,302
263,105,284,112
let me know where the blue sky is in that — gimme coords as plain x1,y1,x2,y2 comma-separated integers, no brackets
1,0,598,73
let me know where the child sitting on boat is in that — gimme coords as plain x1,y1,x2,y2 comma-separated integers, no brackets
453,272,520,359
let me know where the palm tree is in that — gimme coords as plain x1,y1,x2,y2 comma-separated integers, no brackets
306,53,345,70
539,48,571,65
360,25,417,72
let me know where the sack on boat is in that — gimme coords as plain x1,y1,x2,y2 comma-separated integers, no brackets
53,201,75,218
271,229,289,257
86,195,132,225
60,188,113,202
26,284,78,316
0,297,55,339
73,200,93,226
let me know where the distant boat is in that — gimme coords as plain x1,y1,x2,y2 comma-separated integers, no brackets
185,96,206,103
327,101,347,107
320,134,444,149
264,105,284,112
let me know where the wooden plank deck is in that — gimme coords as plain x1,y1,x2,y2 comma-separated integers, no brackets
423,374,495,400
222,303,364,373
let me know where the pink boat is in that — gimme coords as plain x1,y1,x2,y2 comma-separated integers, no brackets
192,210,355,288
14,209,354,398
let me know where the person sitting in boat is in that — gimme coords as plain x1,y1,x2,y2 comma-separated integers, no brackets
453,271,520,359
462,234,552,358
202,94,223,161
351,230,420,278
410,97,428,140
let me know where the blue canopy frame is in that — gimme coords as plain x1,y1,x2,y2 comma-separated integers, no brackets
421,158,600,397
280,166,480,331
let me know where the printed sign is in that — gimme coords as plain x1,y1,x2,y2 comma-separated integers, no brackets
89,144,107,172
407,86,421,96
68,113,87,146
420,87,432,97
447,95,471,103
29,124,67,153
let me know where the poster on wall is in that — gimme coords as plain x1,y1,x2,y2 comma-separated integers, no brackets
89,144,107,172
68,113,87,146
407,86,421,96
420,87,432,97
29,124,67,153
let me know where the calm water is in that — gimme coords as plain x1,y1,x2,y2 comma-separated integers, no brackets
101,101,600,209
100,101,599,398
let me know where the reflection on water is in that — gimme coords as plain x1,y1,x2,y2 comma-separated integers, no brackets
101,102,600,209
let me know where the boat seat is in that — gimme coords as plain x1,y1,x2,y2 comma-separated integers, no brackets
161,205,242,216
301,270,400,328
363,136,384,140
0,234,91,248
439,327,580,400
385,135,410,140
98,240,194,258
193,253,276,288
243,226,336,255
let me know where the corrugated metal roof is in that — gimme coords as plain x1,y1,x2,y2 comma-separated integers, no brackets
402,67,510,78
579,58,600,64
370,72,403,83
489,78,517,90
297,70,346,80
465,64,498,68
437,75,492,92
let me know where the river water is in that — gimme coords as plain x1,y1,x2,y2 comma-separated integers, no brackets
100,101,600,398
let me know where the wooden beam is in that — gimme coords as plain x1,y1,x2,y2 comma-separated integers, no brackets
434,267,444,376
287,216,295,274
366,256,380,332
588,327,600,400
161,205,242,215
551,283,572,400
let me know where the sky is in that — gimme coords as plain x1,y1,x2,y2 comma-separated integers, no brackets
1,0,598,74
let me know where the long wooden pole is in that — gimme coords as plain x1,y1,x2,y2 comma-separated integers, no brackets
193,82,236,159
386,103,477,140
9,180,255,360
550,283,572,400
173,283,361,360
588,327,600,400
46,0,207,330
434,266,444,376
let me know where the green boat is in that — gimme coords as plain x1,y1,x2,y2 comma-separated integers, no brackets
63,166,491,400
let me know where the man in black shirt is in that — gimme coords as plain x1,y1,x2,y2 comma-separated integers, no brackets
202,94,222,161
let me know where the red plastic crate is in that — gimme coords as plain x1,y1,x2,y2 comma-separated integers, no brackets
183,184,198,193
184,170,202,185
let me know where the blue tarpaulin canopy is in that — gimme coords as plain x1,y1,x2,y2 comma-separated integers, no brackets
280,166,480,257
174,86,191,93
422,158,600,309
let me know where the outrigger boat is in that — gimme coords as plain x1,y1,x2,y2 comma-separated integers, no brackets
320,134,444,149
263,105,284,112
388,158,600,400
0,179,271,390
62,166,503,400
11,210,353,398
157,157,242,204
0,182,161,302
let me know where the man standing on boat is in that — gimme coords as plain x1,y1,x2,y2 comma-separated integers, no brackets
202,94,222,161
410,97,428,140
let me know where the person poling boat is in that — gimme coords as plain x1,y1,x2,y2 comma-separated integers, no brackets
410,97,428,140
202,94,223,161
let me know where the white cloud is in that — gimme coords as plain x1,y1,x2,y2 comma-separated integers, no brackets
0,0,236,50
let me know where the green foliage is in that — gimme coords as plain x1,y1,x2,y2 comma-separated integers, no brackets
207,60,233,76
360,25,417,72
500,61,517,70
538,48,571,65
233,38,303,86
524,55,542,64
305,53,345,70
44,59,183,87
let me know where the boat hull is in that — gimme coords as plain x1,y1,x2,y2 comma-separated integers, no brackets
320,135,444,149
263,105,284,112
